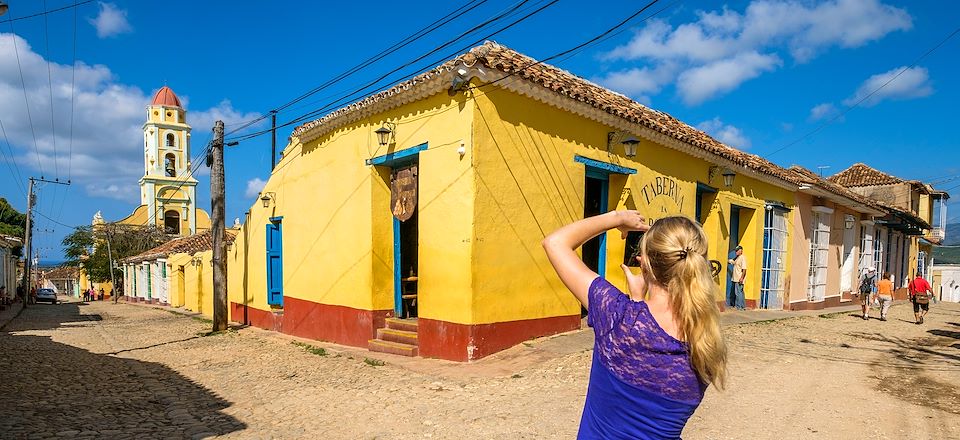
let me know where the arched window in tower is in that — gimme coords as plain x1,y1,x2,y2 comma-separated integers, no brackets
165,153,176,177
166,133,175,147
164,210,180,235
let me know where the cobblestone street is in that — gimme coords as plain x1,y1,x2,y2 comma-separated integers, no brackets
2,298,959,439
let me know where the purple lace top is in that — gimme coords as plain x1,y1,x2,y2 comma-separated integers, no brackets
578,277,706,439
587,277,705,402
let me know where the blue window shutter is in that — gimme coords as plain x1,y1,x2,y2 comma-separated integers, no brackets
266,221,284,306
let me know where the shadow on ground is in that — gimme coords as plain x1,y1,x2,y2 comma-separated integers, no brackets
0,301,246,437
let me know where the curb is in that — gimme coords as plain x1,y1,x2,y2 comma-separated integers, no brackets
0,302,25,331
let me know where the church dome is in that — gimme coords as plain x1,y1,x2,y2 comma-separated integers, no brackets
151,86,182,108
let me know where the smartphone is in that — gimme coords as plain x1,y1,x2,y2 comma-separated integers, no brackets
623,231,645,267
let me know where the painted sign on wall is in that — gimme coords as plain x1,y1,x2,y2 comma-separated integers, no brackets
638,175,688,223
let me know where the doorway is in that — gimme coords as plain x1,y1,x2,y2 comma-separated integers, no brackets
392,164,419,319
582,173,609,276
726,205,741,307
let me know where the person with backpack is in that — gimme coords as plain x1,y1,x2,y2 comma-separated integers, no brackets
908,272,933,324
858,267,877,320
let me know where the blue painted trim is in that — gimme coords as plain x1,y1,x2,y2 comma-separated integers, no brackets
367,143,428,166
266,221,284,307
269,216,284,222
393,217,402,316
574,155,637,175
598,180,609,278
696,182,718,193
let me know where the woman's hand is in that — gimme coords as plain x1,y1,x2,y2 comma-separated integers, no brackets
621,259,648,300
614,210,650,239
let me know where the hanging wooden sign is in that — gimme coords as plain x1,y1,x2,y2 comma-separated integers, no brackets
391,165,418,221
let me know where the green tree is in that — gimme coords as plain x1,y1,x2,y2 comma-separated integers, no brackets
0,197,26,238
62,223,173,283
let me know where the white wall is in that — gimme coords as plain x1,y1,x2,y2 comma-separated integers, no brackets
933,265,960,303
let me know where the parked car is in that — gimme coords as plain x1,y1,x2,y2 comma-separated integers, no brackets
36,288,57,304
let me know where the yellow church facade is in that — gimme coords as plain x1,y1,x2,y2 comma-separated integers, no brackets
226,42,806,361
81,86,210,297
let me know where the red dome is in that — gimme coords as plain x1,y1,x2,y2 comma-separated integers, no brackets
151,86,182,107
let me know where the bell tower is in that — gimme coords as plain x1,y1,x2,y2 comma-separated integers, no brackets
140,86,197,236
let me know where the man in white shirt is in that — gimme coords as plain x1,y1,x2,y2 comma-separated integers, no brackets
728,245,747,310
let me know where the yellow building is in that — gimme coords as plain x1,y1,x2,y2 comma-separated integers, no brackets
121,230,234,317
226,42,826,361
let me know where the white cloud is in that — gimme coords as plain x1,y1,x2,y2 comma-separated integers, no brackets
88,2,132,39
697,117,751,149
600,0,911,104
0,32,260,203
809,102,839,121
676,52,780,105
843,66,932,107
244,178,266,199
594,62,677,104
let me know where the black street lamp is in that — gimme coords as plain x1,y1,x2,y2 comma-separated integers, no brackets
0,1,9,16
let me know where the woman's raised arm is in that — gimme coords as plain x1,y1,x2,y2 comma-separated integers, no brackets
541,210,648,308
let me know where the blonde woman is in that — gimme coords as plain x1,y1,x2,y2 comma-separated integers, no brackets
542,212,727,439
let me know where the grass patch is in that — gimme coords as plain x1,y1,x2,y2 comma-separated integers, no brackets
364,358,386,367
192,316,213,324
511,374,523,379
292,341,328,356
819,311,850,319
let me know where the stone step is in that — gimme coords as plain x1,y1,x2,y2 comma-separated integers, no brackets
385,317,418,332
377,328,418,346
368,339,418,357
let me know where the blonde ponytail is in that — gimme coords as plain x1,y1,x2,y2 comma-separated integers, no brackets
641,216,728,389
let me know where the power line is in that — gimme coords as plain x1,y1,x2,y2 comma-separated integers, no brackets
42,0,59,179
763,24,960,159
53,0,81,228
0,118,27,197
226,0,532,139
228,0,560,144
224,0,493,138
0,0,94,24
7,20,44,177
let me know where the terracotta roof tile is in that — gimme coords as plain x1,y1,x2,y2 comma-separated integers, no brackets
42,266,78,280
828,163,903,187
294,42,802,187
123,230,236,264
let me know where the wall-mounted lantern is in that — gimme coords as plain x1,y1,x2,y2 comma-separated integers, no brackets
259,192,276,208
191,256,202,267
845,214,856,230
709,166,737,188
607,131,640,158
375,122,397,147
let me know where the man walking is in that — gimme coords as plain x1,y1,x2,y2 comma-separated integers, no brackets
728,245,747,310
909,271,933,324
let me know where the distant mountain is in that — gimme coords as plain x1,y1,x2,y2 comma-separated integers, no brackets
946,223,960,246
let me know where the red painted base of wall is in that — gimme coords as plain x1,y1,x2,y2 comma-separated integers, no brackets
230,298,392,348
418,314,582,362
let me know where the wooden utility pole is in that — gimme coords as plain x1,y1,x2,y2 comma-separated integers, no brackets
20,178,34,307
270,110,277,171
211,120,228,331
20,177,70,306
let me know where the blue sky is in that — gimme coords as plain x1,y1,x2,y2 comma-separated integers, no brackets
0,0,958,261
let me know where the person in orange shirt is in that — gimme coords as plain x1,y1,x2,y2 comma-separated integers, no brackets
875,272,894,321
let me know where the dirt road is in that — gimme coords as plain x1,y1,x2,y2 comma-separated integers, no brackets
2,298,957,439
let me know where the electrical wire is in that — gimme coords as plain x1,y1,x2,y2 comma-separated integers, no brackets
227,0,560,144
225,0,496,138
7,20,44,177
763,25,960,159
0,119,27,197
0,0,95,24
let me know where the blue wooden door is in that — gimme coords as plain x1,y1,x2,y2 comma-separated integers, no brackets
266,220,283,306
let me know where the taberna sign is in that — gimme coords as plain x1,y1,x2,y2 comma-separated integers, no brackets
638,176,687,221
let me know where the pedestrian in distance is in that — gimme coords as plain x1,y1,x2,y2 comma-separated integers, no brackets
858,267,877,320
728,245,747,310
543,212,727,439
908,271,933,324
98,288,104,301
875,272,894,321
